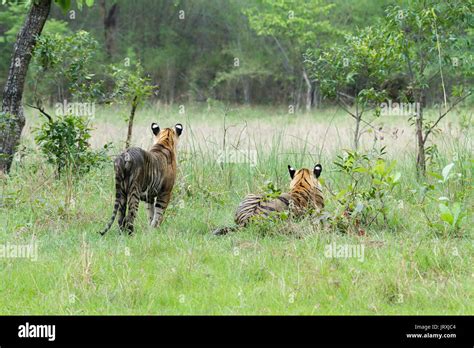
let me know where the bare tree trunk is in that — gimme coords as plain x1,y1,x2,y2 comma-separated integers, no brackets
295,75,303,112
312,83,319,109
167,63,175,105
242,77,250,104
100,0,119,58
302,68,311,113
354,116,361,150
0,0,51,174
415,105,426,177
354,102,361,149
125,96,138,149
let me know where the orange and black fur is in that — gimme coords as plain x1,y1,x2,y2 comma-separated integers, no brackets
100,123,183,235
214,164,324,235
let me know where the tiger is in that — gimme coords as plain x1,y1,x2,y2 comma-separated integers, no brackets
213,164,324,235
100,122,183,235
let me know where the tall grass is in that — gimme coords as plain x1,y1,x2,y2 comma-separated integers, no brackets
0,105,472,314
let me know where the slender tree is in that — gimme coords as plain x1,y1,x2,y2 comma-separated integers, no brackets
384,1,472,176
245,0,337,112
0,0,95,174
0,0,52,174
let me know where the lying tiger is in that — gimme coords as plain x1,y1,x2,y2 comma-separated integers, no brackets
213,164,324,235
100,123,183,235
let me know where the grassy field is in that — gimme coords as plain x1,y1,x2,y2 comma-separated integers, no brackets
1,104,473,314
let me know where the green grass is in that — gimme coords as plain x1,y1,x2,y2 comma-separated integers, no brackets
1,104,473,314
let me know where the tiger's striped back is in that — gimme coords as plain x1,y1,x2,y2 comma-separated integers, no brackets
100,123,183,235
234,193,292,226
233,164,324,228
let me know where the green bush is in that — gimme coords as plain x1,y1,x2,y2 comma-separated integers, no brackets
422,162,468,234
34,115,108,178
332,147,401,232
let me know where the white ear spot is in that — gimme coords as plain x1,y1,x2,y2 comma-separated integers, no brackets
315,165,321,170
152,124,160,130
290,167,295,171
176,124,183,130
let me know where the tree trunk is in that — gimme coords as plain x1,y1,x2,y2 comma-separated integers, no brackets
167,63,175,105
415,104,426,177
354,114,361,150
0,0,51,174
354,102,361,150
312,83,319,109
125,96,138,149
295,75,303,112
100,0,119,58
302,68,312,113
242,77,250,104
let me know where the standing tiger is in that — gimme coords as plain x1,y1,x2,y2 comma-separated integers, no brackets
213,164,324,235
100,123,183,235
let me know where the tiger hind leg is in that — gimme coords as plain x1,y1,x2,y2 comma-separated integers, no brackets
117,193,127,229
146,200,155,225
122,185,140,235
150,192,171,228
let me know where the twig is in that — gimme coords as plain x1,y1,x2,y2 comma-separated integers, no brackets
336,99,357,119
433,22,447,108
271,35,293,74
337,91,355,101
232,121,248,150
318,106,340,158
422,92,471,145
25,103,53,123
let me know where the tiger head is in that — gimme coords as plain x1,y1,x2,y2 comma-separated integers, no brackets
151,123,183,150
287,164,324,209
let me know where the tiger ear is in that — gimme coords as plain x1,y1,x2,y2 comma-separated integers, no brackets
314,164,322,178
288,165,296,179
151,123,160,136
175,123,183,136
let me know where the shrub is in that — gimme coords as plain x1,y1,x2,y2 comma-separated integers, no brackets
34,115,109,178
420,162,468,235
331,147,401,233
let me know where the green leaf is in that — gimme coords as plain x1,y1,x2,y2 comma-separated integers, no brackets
442,163,455,182
373,161,386,176
392,172,401,183
55,0,71,12
451,203,461,227
438,204,453,225
428,171,443,180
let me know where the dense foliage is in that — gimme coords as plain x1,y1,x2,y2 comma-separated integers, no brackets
34,114,108,177
0,0,407,108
